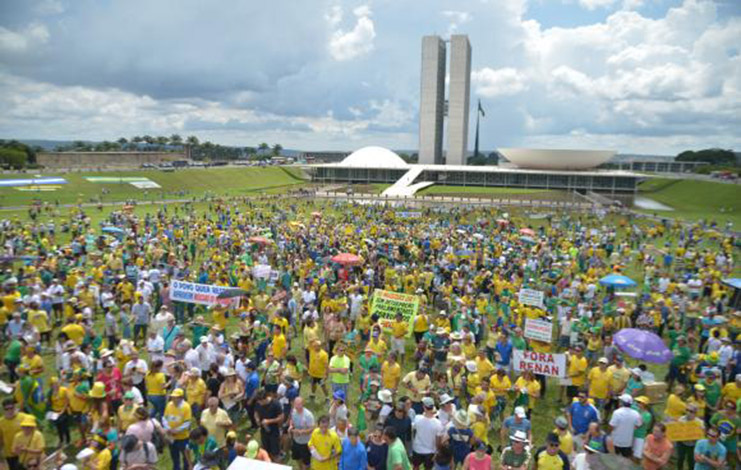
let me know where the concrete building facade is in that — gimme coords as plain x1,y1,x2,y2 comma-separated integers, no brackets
418,36,446,165
446,35,471,166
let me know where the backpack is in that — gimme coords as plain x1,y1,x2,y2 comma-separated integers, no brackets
150,419,166,453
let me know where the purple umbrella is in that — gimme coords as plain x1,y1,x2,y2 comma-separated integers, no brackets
614,328,673,364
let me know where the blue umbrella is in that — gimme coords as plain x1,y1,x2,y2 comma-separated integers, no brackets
520,236,536,244
102,227,124,234
599,274,637,288
455,249,474,257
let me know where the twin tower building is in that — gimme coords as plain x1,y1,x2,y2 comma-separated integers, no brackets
419,34,472,166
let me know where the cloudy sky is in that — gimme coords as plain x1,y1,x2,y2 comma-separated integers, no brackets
0,0,739,154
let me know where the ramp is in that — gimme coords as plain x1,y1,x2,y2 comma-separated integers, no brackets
382,167,434,197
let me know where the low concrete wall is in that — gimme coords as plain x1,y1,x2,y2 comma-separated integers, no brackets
38,152,185,169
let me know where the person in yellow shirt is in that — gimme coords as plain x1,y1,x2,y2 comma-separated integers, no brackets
721,374,741,404
464,361,482,398
11,416,44,467
20,347,44,380
271,326,288,360
61,316,86,345
0,399,33,470
490,367,512,422
366,328,388,357
412,311,428,344
566,346,588,403
117,392,139,431
474,350,495,381
185,368,207,419
390,313,407,363
47,377,71,447
514,370,541,417
587,358,613,411
308,415,342,470
26,302,51,345
308,340,329,401
163,389,192,470
146,360,167,420
89,433,112,470
664,384,687,421
381,354,402,391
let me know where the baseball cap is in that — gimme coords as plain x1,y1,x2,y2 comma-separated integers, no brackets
514,406,526,418
422,396,435,409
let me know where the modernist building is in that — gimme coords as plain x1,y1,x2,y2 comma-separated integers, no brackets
418,36,446,165
306,146,642,199
447,35,472,166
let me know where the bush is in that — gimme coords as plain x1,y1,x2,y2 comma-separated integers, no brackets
0,148,27,169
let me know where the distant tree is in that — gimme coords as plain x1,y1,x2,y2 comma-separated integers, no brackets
0,148,27,169
169,134,183,147
142,135,155,149
258,142,270,154
117,137,128,146
676,148,736,166
155,136,169,148
272,144,283,156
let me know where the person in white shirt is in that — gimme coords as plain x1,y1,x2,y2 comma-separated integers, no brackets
608,394,643,458
412,397,444,468
146,330,165,363
436,394,457,429
196,337,216,372
124,351,149,391
151,307,174,335
184,347,201,372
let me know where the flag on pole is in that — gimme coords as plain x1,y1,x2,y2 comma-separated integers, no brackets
478,100,485,117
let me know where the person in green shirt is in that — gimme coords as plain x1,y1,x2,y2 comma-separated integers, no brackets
701,370,723,415
328,343,351,399
632,396,654,454
190,316,209,345
511,328,527,351
186,425,219,468
384,427,411,470
4,339,22,381
709,399,741,468
667,336,691,389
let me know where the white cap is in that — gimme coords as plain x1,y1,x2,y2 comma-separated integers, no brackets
514,406,526,418
620,393,633,404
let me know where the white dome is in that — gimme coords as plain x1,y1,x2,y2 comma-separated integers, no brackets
498,148,615,170
341,146,409,169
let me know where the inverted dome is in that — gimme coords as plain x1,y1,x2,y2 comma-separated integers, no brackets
341,146,409,169
499,148,615,170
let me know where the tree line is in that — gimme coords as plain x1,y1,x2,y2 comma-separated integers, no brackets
52,135,285,161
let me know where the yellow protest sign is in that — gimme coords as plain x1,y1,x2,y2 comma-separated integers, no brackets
666,421,704,442
370,289,420,329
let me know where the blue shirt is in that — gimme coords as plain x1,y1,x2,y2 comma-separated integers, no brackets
496,340,513,366
447,427,474,463
244,371,260,399
694,439,726,470
502,416,531,439
340,438,368,470
568,401,600,435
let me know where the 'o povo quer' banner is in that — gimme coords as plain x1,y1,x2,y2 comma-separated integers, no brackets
370,289,420,329
170,280,240,308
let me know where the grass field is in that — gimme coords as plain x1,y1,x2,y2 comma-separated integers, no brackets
0,166,307,207
637,178,741,226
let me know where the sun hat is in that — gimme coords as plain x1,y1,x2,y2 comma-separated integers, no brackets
511,430,529,443
598,357,608,364
635,396,650,405
20,416,37,428
377,389,393,404
465,361,478,373
89,382,107,399
554,416,568,429
439,393,454,405
453,409,470,427
246,440,260,459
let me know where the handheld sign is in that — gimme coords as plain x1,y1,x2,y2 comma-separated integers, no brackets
666,421,705,442
519,288,544,308
170,280,240,308
524,318,554,343
370,289,420,329
513,350,566,378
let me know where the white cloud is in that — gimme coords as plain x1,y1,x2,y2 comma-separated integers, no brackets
328,4,376,61
577,0,617,10
442,10,472,36
34,0,65,15
472,67,528,97
0,23,49,54
325,5,342,28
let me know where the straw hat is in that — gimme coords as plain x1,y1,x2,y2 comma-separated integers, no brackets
377,389,393,404
453,409,470,427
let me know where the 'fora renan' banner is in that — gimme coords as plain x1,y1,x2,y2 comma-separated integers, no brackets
370,290,420,329
170,280,239,308
513,350,566,378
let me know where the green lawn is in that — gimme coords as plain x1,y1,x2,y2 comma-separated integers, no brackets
0,166,307,207
638,178,741,226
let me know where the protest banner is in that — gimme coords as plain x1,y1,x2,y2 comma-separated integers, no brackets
370,289,420,329
518,288,544,308
170,280,240,308
666,421,705,442
524,318,554,343
513,350,566,378
396,211,422,218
